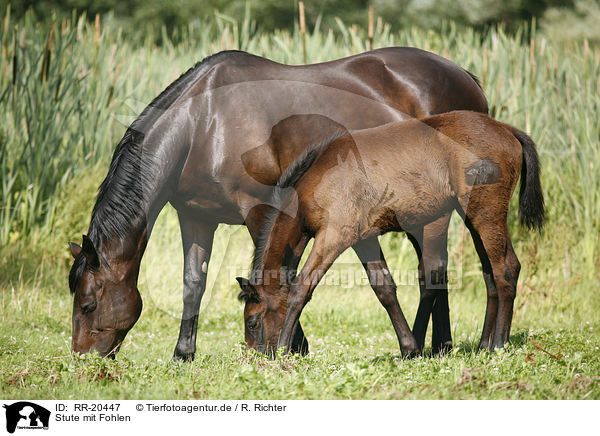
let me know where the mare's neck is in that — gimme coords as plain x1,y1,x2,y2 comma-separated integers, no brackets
88,126,186,280
91,223,149,285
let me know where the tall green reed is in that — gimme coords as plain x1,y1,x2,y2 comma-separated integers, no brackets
0,10,597,285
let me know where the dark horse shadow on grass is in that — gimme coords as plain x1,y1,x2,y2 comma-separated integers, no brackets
368,329,532,363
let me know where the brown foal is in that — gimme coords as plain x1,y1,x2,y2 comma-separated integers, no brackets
237,110,544,357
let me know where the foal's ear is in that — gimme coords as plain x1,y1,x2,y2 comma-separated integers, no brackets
81,235,100,269
69,242,82,258
236,277,260,303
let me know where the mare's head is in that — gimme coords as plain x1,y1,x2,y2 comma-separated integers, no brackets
236,277,307,356
68,235,142,358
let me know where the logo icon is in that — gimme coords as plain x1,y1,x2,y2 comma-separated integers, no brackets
2,402,50,433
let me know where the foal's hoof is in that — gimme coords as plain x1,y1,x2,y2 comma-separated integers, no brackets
489,340,508,353
477,338,507,353
477,339,490,352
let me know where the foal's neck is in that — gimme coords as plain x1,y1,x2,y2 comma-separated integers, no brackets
257,211,303,292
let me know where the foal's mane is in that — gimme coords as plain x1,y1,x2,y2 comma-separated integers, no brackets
69,51,240,293
250,129,348,280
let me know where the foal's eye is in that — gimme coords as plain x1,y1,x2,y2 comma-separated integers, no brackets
247,319,260,331
95,280,103,289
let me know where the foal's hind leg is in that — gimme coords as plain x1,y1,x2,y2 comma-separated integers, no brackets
463,218,498,350
407,214,452,355
494,236,520,348
353,237,419,357
465,213,521,351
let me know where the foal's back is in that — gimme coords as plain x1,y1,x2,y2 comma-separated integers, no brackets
296,111,523,239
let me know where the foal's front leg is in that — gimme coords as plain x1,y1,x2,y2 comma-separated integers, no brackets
277,233,343,354
245,205,311,355
353,237,419,357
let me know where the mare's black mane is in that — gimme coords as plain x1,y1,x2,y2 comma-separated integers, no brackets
69,51,240,293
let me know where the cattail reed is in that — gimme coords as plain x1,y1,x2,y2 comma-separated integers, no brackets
367,5,373,50
40,22,54,83
92,13,100,72
106,62,121,108
12,25,17,86
299,1,307,63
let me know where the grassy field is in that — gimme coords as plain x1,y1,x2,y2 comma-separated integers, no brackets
1,11,599,399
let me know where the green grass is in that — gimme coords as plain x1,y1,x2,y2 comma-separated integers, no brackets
1,204,599,399
1,241,599,400
1,11,599,399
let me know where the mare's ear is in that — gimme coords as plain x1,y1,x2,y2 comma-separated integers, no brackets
69,242,82,258
236,277,260,303
81,235,100,269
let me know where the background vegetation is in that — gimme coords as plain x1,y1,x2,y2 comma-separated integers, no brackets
0,3,599,399
3,1,600,41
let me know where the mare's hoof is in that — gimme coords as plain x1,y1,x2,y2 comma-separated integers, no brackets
432,341,453,356
291,341,310,356
401,346,421,359
172,349,195,362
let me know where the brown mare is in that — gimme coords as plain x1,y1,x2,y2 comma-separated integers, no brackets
237,111,544,356
67,48,488,360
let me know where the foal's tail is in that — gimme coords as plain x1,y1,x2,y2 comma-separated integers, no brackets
509,128,545,231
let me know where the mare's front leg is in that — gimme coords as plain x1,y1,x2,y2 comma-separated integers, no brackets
407,214,452,355
173,212,217,361
353,237,419,357
286,233,311,355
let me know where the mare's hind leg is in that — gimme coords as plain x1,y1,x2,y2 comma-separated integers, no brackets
353,237,419,357
464,214,521,351
173,212,217,361
407,214,452,355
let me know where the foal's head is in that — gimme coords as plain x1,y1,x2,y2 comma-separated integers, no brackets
236,277,290,355
69,235,142,358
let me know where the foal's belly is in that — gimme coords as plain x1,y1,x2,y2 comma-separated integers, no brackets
365,190,455,234
310,143,455,237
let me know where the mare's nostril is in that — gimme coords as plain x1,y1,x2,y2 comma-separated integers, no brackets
81,300,97,314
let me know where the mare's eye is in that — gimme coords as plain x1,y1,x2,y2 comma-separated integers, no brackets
95,280,103,289
247,318,260,331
